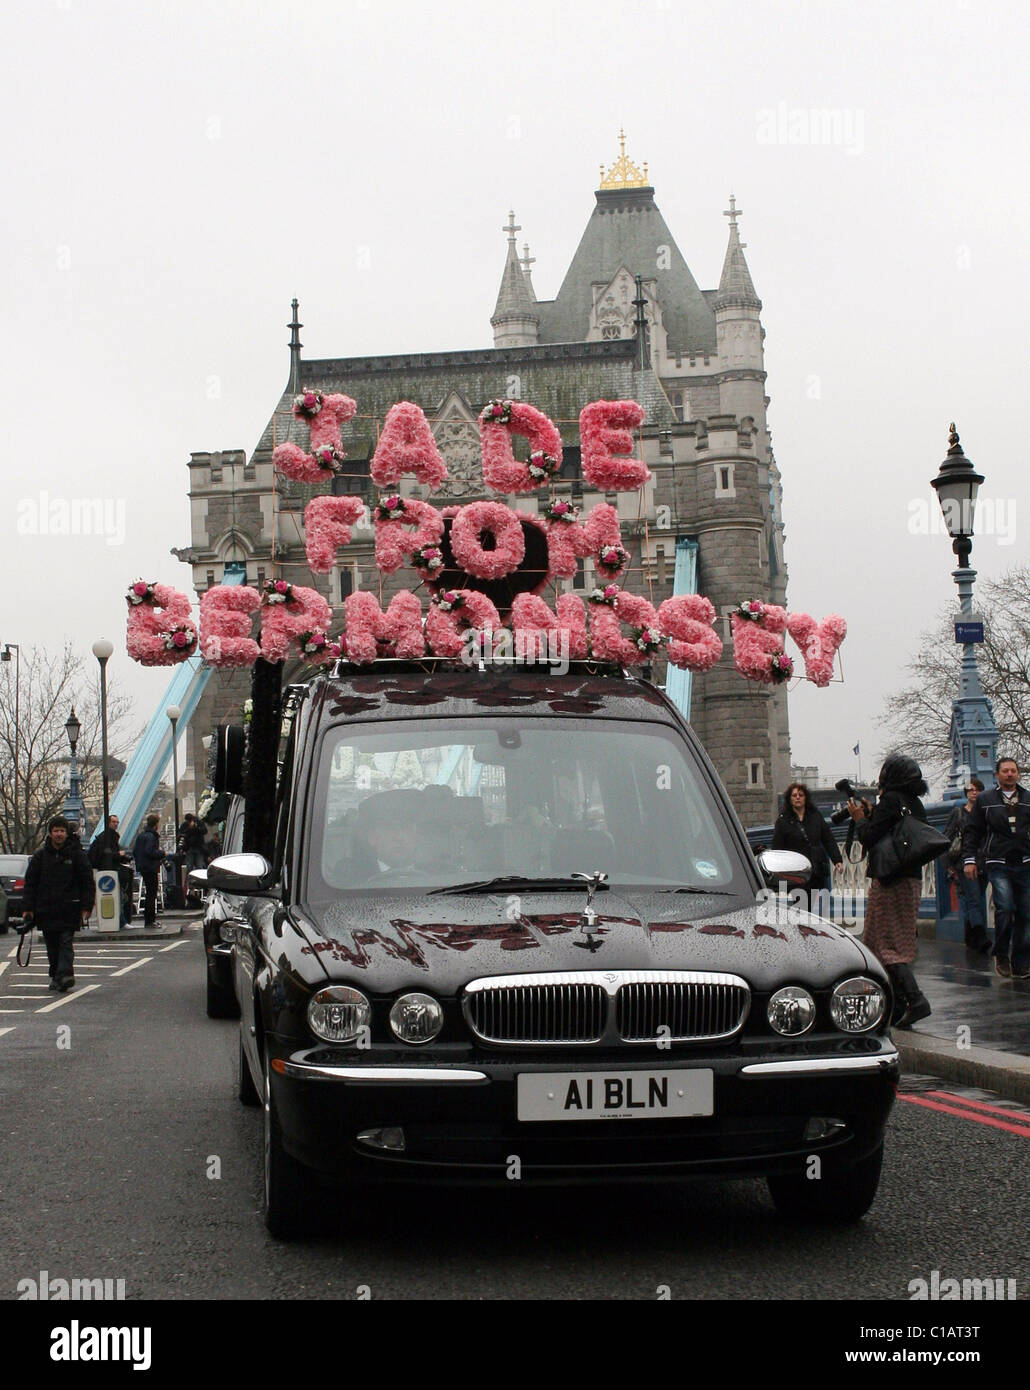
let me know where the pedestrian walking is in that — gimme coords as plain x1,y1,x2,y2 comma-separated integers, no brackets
772,782,842,907
21,815,95,991
133,814,166,927
944,778,991,954
848,754,932,1028
963,757,1030,979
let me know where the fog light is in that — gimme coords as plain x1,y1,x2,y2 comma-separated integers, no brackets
356,1127,406,1152
308,986,371,1042
767,986,816,1036
803,1117,847,1141
390,992,443,1045
830,977,886,1032
219,923,238,944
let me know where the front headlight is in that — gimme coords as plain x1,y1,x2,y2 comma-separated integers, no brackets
830,977,886,1032
308,986,371,1042
389,992,444,1045
767,986,816,1036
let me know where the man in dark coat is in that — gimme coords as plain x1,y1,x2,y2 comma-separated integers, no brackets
963,756,1030,979
133,814,166,927
944,778,991,954
22,815,96,991
89,814,135,926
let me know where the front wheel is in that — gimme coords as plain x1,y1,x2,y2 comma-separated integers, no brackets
767,1142,884,1223
263,1054,312,1239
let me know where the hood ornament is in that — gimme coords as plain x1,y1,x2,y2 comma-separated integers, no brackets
572,870,608,951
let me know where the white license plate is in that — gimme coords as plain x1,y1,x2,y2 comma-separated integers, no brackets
517,1069,713,1122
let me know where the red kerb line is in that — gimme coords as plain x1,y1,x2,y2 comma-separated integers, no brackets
897,1093,1030,1137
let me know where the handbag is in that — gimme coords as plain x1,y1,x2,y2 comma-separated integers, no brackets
868,805,949,882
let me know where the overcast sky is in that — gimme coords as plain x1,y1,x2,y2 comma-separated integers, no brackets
1,0,1027,795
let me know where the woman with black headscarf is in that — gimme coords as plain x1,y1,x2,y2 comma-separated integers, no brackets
848,753,931,1028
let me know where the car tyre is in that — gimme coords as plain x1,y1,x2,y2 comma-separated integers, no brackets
237,1029,261,1107
767,1142,884,1224
263,1054,311,1239
207,970,240,1020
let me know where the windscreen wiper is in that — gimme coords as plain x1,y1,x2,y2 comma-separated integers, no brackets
427,875,610,896
653,885,742,896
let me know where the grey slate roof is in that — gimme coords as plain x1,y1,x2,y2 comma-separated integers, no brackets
536,188,717,356
716,224,761,310
492,238,538,322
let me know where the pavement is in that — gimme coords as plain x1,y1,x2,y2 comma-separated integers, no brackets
895,933,1030,1103
78,908,203,942
73,910,1030,1103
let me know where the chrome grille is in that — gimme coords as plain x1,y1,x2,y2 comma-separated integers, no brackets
465,981,607,1043
616,979,749,1041
463,971,750,1046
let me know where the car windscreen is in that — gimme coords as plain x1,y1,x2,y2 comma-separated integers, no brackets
0,856,28,876
305,717,750,899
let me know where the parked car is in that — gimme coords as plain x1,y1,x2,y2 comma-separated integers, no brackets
190,795,244,1019
210,663,898,1238
0,854,30,932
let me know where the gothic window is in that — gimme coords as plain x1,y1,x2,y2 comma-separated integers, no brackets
672,390,684,423
715,464,736,498
573,557,585,591
339,567,355,603
747,759,765,789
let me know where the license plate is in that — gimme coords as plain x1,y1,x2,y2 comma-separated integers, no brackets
517,1069,713,1122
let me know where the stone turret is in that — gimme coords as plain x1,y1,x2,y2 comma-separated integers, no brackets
491,211,539,348
714,195,766,428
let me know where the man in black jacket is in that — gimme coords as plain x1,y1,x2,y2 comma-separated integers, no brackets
963,757,1030,979
133,815,166,927
22,815,96,991
89,814,135,926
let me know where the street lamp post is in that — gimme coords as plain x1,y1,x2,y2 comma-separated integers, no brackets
930,424,1000,800
166,702,182,854
63,707,87,837
167,704,182,911
1,644,20,851
92,640,114,864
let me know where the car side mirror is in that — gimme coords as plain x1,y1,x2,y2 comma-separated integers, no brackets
756,849,813,889
206,853,275,895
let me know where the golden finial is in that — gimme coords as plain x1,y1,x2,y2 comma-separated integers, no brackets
599,129,650,190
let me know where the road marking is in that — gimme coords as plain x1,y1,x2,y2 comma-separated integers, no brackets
0,960,9,977
0,1009,25,1014
0,1026,15,1037
111,957,152,977
928,1090,1030,1124
897,1092,1030,1137
36,985,102,1013
160,940,188,953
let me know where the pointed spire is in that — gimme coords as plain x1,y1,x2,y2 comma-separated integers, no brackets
520,242,536,300
491,212,538,325
715,196,761,311
287,298,303,392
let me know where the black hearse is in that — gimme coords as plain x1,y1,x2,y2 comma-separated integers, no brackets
208,662,898,1238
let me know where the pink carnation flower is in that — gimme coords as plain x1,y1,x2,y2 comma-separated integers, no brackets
133,581,149,596
275,580,289,593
